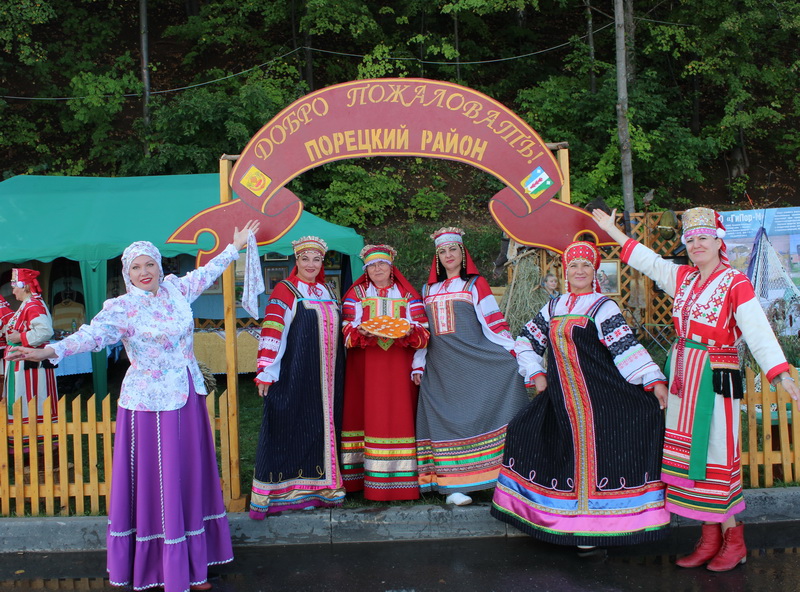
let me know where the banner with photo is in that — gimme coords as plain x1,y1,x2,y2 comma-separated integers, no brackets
721,207,800,281
721,207,800,336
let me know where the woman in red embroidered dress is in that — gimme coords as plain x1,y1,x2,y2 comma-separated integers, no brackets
593,207,800,572
340,244,429,500
2,268,58,451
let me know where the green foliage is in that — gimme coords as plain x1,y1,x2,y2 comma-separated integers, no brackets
117,65,305,175
303,161,405,228
0,0,56,65
363,219,505,290
65,53,141,155
409,186,451,219
1,0,800,214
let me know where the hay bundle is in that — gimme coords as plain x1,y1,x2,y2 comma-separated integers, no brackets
500,251,551,337
197,360,218,394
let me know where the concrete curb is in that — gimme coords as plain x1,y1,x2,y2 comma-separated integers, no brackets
3,487,799,554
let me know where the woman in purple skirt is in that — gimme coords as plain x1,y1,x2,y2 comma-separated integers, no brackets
9,220,258,592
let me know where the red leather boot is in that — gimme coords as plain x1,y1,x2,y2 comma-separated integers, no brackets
675,523,722,568
707,522,747,572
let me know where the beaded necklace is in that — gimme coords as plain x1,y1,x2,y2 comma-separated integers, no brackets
670,261,724,396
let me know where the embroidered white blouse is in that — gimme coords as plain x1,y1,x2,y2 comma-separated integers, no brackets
411,277,514,372
50,244,240,411
255,279,337,384
515,292,667,388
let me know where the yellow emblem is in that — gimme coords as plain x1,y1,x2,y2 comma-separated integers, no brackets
241,166,271,197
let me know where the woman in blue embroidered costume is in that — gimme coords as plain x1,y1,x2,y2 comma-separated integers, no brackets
9,221,259,591
593,207,800,571
412,227,529,506
250,236,346,517
492,241,671,550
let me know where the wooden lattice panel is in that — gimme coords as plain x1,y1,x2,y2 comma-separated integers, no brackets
534,211,682,344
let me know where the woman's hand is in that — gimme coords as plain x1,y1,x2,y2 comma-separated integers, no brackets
777,374,800,408
233,220,261,250
6,330,21,344
533,374,547,393
591,208,629,247
653,383,668,410
257,382,270,398
591,208,617,234
7,345,56,362
412,372,422,386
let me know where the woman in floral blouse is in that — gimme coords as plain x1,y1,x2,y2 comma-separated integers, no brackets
9,220,258,592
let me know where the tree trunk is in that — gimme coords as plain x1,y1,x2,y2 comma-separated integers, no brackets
624,0,636,82
305,31,314,91
584,0,596,94
454,12,461,83
139,0,150,154
614,0,634,231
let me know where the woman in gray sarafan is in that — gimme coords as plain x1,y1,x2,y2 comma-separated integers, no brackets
412,227,529,506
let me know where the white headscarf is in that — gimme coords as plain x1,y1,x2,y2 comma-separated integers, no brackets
121,241,164,293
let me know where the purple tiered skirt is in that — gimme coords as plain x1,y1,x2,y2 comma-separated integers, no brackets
107,377,233,591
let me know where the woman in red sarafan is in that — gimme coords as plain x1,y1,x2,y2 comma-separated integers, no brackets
340,244,429,500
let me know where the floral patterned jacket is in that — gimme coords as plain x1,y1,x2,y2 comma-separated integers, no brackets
50,244,239,411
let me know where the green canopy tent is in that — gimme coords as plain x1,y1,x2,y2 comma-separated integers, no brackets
0,174,364,397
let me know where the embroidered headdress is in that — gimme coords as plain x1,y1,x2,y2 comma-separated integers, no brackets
292,235,327,257
561,241,602,296
426,226,483,284
681,207,729,267
431,227,465,251
360,244,396,270
121,241,164,293
11,268,42,295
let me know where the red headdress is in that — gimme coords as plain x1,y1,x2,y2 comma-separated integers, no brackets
562,241,602,296
11,268,42,295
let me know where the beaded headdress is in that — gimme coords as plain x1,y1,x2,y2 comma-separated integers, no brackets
562,241,602,296
431,227,465,251
291,235,327,257
562,241,601,270
360,244,396,270
681,207,729,267
681,207,726,241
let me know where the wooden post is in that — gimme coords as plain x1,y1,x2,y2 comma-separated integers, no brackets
557,148,571,204
219,157,246,511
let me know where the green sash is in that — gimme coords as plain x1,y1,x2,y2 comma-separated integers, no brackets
666,339,715,480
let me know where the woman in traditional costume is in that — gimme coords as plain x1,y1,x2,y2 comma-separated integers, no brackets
491,241,671,550
412,227,529,506
3,268,58,453
340,244,429,501
593,207,800,571
8,222,258,591
0,294,13,378
250,235,346,517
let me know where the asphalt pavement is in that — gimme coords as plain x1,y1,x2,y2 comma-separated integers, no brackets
3,523,800,591
1,487,800,554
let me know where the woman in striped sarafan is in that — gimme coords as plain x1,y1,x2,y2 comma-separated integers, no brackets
251,236,346,517
412,227,529,507
492,240,671,552
592,207,800,572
